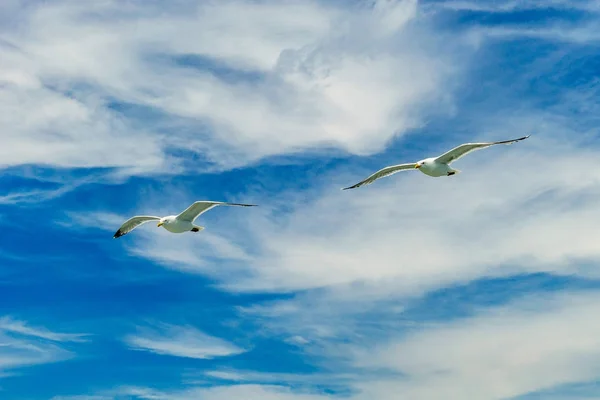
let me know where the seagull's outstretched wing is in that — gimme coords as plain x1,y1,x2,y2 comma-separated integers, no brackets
113,216,161,238
176,201,257,222
342,163,417,190
434,135,530,165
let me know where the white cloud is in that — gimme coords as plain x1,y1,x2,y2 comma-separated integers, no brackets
424,0,600,13
472,24,600,44
118,290,600,399
0,0,466,175
51,397,111,400
436,0,600,45
0,317,89,343
200,369,327,385
0,43,167,171
108,385,331,400
0,181,89,205
352,290,600,399
52,290,600,399
123,323,245,359
0,317,87,375
61,211,127,233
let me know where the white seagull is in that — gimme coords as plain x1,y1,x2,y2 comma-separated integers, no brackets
113,201,257,238
342,135,530,190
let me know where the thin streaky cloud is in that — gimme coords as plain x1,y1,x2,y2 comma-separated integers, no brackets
424,0,600,13
0,317,88,376
0,317,89,343
123,323,246,360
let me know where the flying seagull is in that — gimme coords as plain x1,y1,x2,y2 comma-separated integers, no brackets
342,135,530,190
113,201,257,238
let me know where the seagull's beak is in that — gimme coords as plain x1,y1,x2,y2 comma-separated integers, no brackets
415,164,421,169
157,222,164,227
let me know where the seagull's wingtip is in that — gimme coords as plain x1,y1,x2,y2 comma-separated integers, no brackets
226,202,259,207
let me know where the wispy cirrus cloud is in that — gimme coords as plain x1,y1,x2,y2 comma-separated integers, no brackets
424,0,600,13
68,385,332,400
431,0,600,44
49,289,600,399
123,323,246,360
0,316,87,375
51,397,112,400
0,317,89,343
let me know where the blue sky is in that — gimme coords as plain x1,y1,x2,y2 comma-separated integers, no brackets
2,0,600,399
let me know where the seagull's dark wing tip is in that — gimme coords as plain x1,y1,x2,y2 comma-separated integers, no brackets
498,135,531,145
113,230,124,239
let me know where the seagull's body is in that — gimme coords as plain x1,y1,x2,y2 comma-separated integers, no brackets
113,201,257,238
412,157,458,178
342,135,530,190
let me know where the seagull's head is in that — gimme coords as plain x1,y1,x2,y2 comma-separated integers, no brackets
158,216,176,227
415,161,423,169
